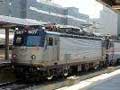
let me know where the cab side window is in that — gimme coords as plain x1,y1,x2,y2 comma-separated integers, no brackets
48,37,53,46
55,38,58,45
14,36,23,46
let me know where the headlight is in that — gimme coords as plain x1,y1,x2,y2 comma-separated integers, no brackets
31,55,36,60
12,54,17,59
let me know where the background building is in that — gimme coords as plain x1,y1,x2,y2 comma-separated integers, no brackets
91,5,120,36
0,0,89,28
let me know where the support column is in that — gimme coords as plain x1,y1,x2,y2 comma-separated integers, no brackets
5,28,9,61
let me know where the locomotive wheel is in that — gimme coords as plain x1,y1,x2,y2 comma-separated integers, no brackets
64,73,68,77
63,69,68,77
47,75,53,80
84,64,89,72
94,64,99,70
47,69,54,80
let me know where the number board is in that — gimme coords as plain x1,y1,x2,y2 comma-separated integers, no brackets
15,30,38,35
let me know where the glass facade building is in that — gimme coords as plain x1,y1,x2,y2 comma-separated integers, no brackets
0,0,89,27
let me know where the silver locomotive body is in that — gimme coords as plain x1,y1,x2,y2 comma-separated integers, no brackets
12,34,104,65
12,28,106,79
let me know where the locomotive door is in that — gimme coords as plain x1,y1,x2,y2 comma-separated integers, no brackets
64,54,71,65
47,36,59,62
107,40,114,65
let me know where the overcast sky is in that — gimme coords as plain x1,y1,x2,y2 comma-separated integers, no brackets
52,0,103,18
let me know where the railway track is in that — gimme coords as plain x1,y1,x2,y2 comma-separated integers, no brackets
0,81,32,90
0,66,120,90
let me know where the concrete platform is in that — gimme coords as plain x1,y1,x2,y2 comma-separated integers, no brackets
57,68,120,90
83,73,120,90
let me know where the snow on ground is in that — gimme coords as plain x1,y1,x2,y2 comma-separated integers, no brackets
56,69,120,90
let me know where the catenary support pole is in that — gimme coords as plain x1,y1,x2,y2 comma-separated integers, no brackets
5,28,9,61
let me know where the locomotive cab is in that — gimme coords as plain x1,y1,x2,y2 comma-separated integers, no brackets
12,27,59,67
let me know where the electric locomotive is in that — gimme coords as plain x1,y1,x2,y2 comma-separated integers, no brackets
11,26,111,80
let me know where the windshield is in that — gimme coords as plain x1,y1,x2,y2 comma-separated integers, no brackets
13,35,24,46
13,28,46,47
26,36,42,46
14,33,46,47
14,35,45,47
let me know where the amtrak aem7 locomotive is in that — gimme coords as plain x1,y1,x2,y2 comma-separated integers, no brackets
11,26,120,80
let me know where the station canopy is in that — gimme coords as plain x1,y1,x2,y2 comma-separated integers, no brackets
0,15,47,28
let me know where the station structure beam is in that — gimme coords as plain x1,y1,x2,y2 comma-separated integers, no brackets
5,28,9,61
